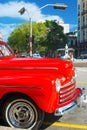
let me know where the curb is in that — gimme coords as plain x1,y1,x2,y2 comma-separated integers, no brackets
74,62,87,67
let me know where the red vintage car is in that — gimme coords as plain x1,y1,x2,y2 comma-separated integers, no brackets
0,40,81,129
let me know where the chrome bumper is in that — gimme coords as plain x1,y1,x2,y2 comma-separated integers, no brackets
54,101,77,116
54,88,87,116
54,94,84,116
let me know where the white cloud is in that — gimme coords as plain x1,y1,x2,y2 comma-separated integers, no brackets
37,15,63,23
0,1,62,21
0,23,17,41
0,1,64,41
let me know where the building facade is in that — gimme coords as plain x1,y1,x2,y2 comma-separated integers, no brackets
66,30,79,57
78,0,87,57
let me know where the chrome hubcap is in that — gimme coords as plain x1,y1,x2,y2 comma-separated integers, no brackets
6,99,38,129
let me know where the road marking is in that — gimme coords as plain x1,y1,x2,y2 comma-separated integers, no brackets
44,122,87,129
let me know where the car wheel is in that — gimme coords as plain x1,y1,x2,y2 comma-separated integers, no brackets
2,96,44,130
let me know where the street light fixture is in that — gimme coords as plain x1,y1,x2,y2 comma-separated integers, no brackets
18,7,25,15
53,3,68,9
18,3,67,57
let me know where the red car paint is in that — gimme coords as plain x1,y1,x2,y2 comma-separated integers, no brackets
0,40,81,129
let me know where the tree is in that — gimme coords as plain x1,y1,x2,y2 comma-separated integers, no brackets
45,20,68,51
31,22,47,53
8,23,30,54
8,22,47,55
8,20,68,56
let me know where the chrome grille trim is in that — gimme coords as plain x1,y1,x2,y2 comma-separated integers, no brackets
60,89,75,98
61,78,75,88
60,85,75,94
59,78,76,104
60,92,76,103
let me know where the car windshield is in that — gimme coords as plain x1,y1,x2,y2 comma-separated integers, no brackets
0,43,12,57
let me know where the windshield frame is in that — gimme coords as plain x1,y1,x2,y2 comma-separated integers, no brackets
0,40,14,57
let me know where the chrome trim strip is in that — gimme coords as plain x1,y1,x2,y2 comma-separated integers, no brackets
60,93,75,103
61,78,75,88
0,85,41,89
60,89,75,98
0,67,58,70
60,85,75,94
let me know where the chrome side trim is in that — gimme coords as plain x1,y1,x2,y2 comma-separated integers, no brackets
0,67,58,70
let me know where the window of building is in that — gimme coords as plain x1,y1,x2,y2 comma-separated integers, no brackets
86,15,87,23
83,16,85,22
83,30,85,42
86,29,87,41
75,40,77,46
83,2,85,8
71,40,73,46
78,4,80,10
78,17,80,23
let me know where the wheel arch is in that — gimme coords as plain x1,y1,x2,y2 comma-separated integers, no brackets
1,92,45,129
0,92,37,109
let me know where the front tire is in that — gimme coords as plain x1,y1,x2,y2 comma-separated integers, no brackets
2,96,44,130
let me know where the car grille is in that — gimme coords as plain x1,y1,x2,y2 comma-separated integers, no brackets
59,78,76,104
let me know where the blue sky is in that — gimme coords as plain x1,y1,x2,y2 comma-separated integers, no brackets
0,0,77,41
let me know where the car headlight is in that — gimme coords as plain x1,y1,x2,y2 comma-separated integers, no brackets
55,78,61,92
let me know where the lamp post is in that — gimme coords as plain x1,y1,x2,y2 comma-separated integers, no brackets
18,3,67,57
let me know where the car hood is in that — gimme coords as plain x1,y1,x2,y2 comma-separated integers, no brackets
0,56,74,77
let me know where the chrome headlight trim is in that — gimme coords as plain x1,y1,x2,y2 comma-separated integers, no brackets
55,78,61,92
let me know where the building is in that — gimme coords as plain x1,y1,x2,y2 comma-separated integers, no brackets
66,30,79,57
78,0,87,57
58,20,69,34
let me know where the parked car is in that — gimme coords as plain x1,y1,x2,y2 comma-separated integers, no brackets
32,53,41,58
0,40,82,130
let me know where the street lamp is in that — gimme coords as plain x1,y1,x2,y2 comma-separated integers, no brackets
18,3,67,57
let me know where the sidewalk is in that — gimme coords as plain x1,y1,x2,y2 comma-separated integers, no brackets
73,59,87,67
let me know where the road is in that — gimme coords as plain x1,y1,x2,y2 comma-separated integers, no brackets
40,67,87,130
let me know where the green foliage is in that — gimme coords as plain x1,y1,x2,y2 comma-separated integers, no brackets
8,20,68,55
8,23,30,53
45,20,68,51
31,22,47,53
